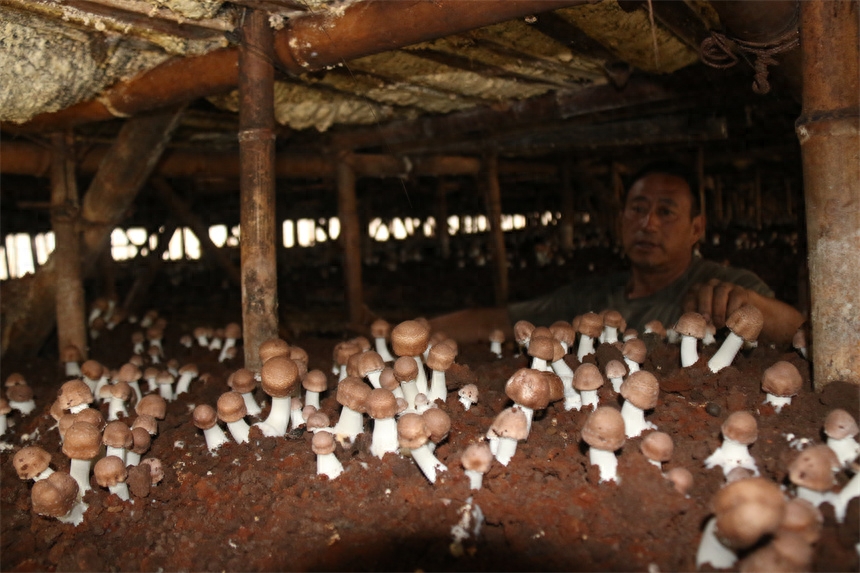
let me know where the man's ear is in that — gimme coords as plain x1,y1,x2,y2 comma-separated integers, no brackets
691,214,706,245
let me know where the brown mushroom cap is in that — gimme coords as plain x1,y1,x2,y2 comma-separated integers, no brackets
619,370,659,410
117,363,142,384
370,318,391,339
549,321,575,347
675,312,708,339
365,388,398,419
542,371,565,403
109,380,132,402
505,368,551,410
141,458,164,485
391,320,430,357
621,338,647,364
640,431,674,462
56,379,94,410
726,303,765,342
311,430,337,455
712,477,786,549
426,341,456,371
397,412,430,449
62,421,102,460
378,367,399,392
739,530,814,573
94,455,127,488
530,326,553,340
31,471,78,518
129,426,151,455
136,394,167,419
490,407,529,441
336,376,371,412
788,445,839,492
333,341,361,369
823,408,859,440
605,359,628,380
5,373,27,387
573,363,604,392
780,498,823,545
61,344,83,363
14,446,52,480
393,356,419,383
216,391,248,423
228,368,256,394
644,320,667,339
489,329,506,344
103,420,133,449
461,442,494,473
577,312,604,339
80,360,104,380
581,406,626,451
76,407,105,430
527,335,555,362
513,320,535,345
306,411,331,431
458,384,478,403
665,467,694,496
602,310,626,331
7,384,33,403
356,351,386,377
260,356,300,398
224,322,242,339
0,397,10,416
351,336,372,353
258,338,291,364
132,413,158,435
193,404,219,430
303,369,328,393
761,361,803,397
722,411,759,445
422,408,451,443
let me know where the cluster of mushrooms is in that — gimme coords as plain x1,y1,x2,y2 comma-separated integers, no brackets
4,302,859,571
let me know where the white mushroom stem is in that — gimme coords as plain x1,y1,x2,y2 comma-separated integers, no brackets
226,419,250,444
827,435,860,467
366,371,382,390
218,339,237,362
763,393,792,413
374,338,395,362
703,438,759,476
108,397,127,421
623,358,640,374
708,332,745,373
175,373,197,396
518,405,535,435
494,437,519,466
105,446,126,462
564,386,582,412
316,452,343,479
94,376,110,401
370,417,398,459
695,516,737,570
647,459,662,470
256,396,291,437
465,469,485,490
529,357,550,372
609,376,624,393
109,482,130,501
602,326,619,345
666,328,680,344
833,471,859,523
133,341,144,354
401,379,419,409
413,356,429,395
487,434,499,456
332,406,364,442
208,337,221,351
128,381,143,405
9,400,36,416
428,370,447,403
680,335,699,367
34,467,55,481
202,425,229,452
409,443,447,483
65,362,81,378
459,396,474,410
159,383,174,402
576,335,595,362
239,392,261,417
125,451,142,466
795,486,832,508
490,340,502,359
304,390,321,411
551,358,574,379
69,459,92,495
620,400,655,438
0,414,6,436
588,447,619,483
56,500,88,526
69,403,88,415
290,405,304,430
580,389,599,409
196,334,208,347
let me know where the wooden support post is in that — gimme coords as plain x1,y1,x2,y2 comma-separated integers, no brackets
559,161,575,252
436,179,451,259
239,8,278,372
337,154,364,329
153,178,242,286
696,147,706,219
796,0,860,388
2,107,184,358
50,130,88,361
484,153,509,306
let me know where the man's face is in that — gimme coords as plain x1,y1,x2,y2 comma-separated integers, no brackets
620,173,704,273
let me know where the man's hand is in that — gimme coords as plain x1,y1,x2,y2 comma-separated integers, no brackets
683,278,757,330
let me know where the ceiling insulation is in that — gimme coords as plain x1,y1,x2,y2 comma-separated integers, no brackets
152,0,226,20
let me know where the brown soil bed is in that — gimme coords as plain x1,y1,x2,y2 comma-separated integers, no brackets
1,315,858,572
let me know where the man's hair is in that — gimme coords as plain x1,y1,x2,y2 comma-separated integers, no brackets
627,160,701,218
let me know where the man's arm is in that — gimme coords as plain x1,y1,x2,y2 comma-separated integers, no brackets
684,278,804,347
428,307,513,345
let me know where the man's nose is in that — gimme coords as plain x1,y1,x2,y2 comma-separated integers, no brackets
638,207,660,230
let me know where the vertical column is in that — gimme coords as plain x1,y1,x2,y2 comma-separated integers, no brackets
797,0,860,387
436,178,451,259
50,131,87,361
696,147,706,219
337,153,363,328
484,153,508,306
239,8,278,372
559,161,575,252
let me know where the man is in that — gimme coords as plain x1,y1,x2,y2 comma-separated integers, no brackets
429,162,804,346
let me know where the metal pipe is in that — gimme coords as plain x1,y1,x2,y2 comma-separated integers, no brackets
239,8,279,372
796,0,860,388
50,131,88,362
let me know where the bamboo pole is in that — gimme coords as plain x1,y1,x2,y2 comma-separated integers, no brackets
484,153,508,306
796,0,860,387
239,8,279,372
337,154,364,330
50,131,88,361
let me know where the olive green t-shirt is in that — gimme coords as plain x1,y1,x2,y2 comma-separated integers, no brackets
508,256,774,333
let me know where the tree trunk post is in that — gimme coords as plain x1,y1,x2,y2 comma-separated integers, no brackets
337,153,364,330
483,153,508,306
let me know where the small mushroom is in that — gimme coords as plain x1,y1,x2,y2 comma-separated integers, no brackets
366,388,399,459
94,455,130,501
397,413,446,483
193,404,229,452
704,411,759,477
823,409,860,467
217,391,250,444
761,361,802,413
461,442,493,490
619,370,659,438
708,304,764,373
674,311,707,367
14,446,54,482
581,406,626,483
572,363,603,410
311,430,343,480
31,471,86,525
